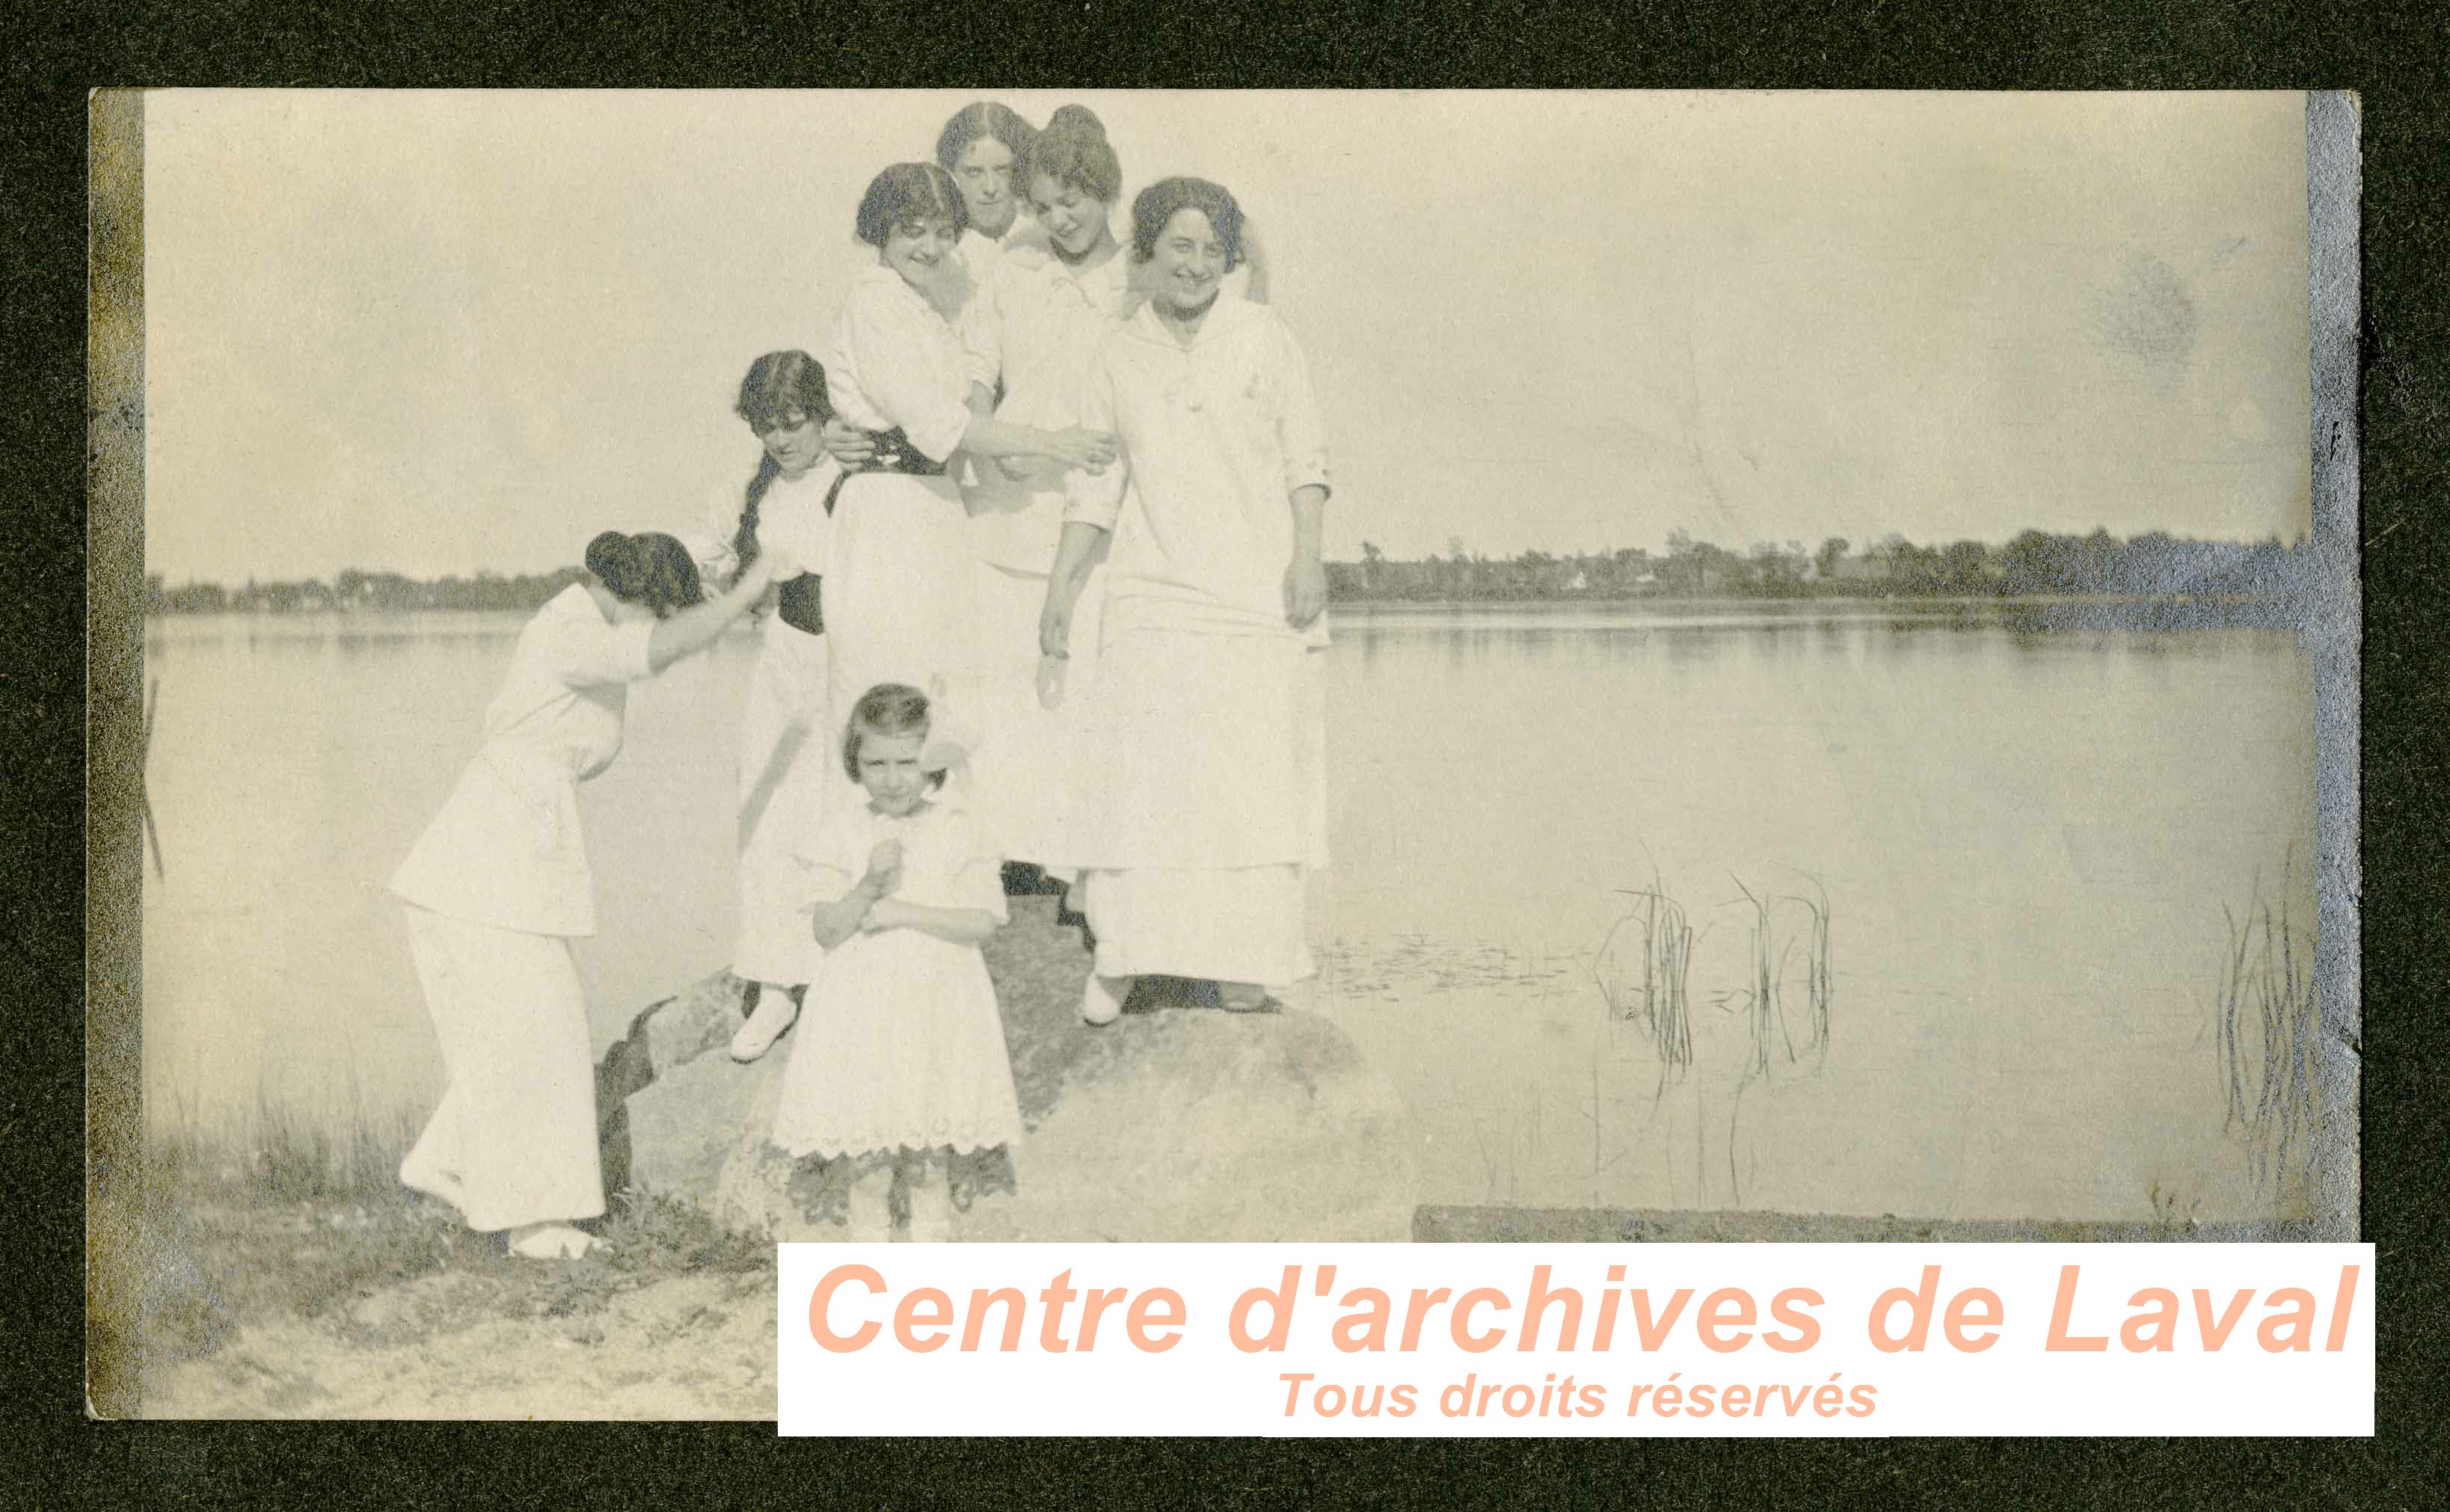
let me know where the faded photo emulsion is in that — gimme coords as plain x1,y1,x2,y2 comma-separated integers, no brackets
91,89,2356,1420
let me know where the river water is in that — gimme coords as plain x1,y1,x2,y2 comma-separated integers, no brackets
138,601,2320,1223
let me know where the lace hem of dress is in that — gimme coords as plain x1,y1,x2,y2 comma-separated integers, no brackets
782,1141,1018,1226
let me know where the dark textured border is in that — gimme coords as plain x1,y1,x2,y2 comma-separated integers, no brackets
2304,90,2361,1248
85,87,147,1427
22,3,2445,1506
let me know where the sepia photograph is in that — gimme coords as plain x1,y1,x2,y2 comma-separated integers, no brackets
92,87,2357,1420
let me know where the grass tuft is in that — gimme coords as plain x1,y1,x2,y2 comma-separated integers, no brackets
2214,849,2321,1213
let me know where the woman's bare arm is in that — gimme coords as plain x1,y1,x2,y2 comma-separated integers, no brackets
646,551,785,673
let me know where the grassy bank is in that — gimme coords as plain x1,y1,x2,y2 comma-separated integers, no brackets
125,891,1104,1378
126,1144,778,1374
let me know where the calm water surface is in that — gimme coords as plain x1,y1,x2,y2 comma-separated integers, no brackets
140,603,2318,1223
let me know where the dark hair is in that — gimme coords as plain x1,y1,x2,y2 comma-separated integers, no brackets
855,162,968,248
1130,176,1241,271
585,531,704,618
735,349,831,433
732,351,835,577
1022,105,1122,205
933,101,1036,176
840,683,942,786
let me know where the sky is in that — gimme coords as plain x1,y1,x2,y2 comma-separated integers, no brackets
144,90,2313,584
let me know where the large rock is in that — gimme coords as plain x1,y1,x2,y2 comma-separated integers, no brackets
604,898,1415,1242
960,1005,1416,1242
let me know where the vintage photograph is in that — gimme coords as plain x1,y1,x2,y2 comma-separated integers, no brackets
99,89,2353,1418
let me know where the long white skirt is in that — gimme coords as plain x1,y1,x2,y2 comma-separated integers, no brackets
826,471,983,746
399,906,603,1232
1062,614,1330,986
1076,865,1315,986
964,556,1104,871
731,618,830,986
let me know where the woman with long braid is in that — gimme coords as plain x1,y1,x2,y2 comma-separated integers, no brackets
690,351,844,1062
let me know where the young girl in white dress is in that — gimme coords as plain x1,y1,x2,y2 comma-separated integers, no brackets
685,351,845,1063
772,683,1023,1241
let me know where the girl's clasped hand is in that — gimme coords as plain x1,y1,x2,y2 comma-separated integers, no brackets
856,838,904,932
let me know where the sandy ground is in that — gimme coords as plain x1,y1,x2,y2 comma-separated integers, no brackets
146,1267,779,1420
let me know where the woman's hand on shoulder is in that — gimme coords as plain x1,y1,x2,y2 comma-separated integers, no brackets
1045,428,1120,475
820,417,875,467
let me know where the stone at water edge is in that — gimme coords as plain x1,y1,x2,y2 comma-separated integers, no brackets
609,971,838,1239
593,969,755,1211
606,899,1419,1242
957,1006,1417,1243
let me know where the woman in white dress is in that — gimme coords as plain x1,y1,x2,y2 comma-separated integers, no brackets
817,162,1117,741
684,351,844,1063
716,163,1114,1059
849,108,1277,879
387,530,799,1259
946,108,1137,876
1040,176,1332,1025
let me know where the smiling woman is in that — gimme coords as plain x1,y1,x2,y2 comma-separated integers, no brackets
951,107,1135,879
1040,176,1333,1026
817,163,1122,796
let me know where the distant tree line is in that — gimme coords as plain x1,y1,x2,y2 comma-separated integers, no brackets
147,566,594,615
1322,529,2313,603
144,529,2313,615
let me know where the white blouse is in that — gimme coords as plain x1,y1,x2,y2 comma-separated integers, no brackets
822,263,978,467
957,240,1136,571
388,585,657,935
1065,298,1332,645
687,460,843,589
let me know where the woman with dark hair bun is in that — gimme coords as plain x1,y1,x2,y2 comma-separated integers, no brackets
1038,175,1331,1027
386,527,800,1260
817,162,1119,808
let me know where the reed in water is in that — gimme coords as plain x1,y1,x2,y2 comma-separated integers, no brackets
1597,879,1693,1092
2214,850,2321,1212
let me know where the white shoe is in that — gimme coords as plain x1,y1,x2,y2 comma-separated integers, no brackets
844,1171,894,1243
1080,974,1131,1027
730,984,802,1063
1218,981,1278,1013
508,1223,598,1260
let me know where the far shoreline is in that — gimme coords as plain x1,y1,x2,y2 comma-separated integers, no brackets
141,588,2307,620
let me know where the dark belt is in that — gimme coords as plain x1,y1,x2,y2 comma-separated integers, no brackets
776,574,823,636
770,429,947,637
822,426,950,516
